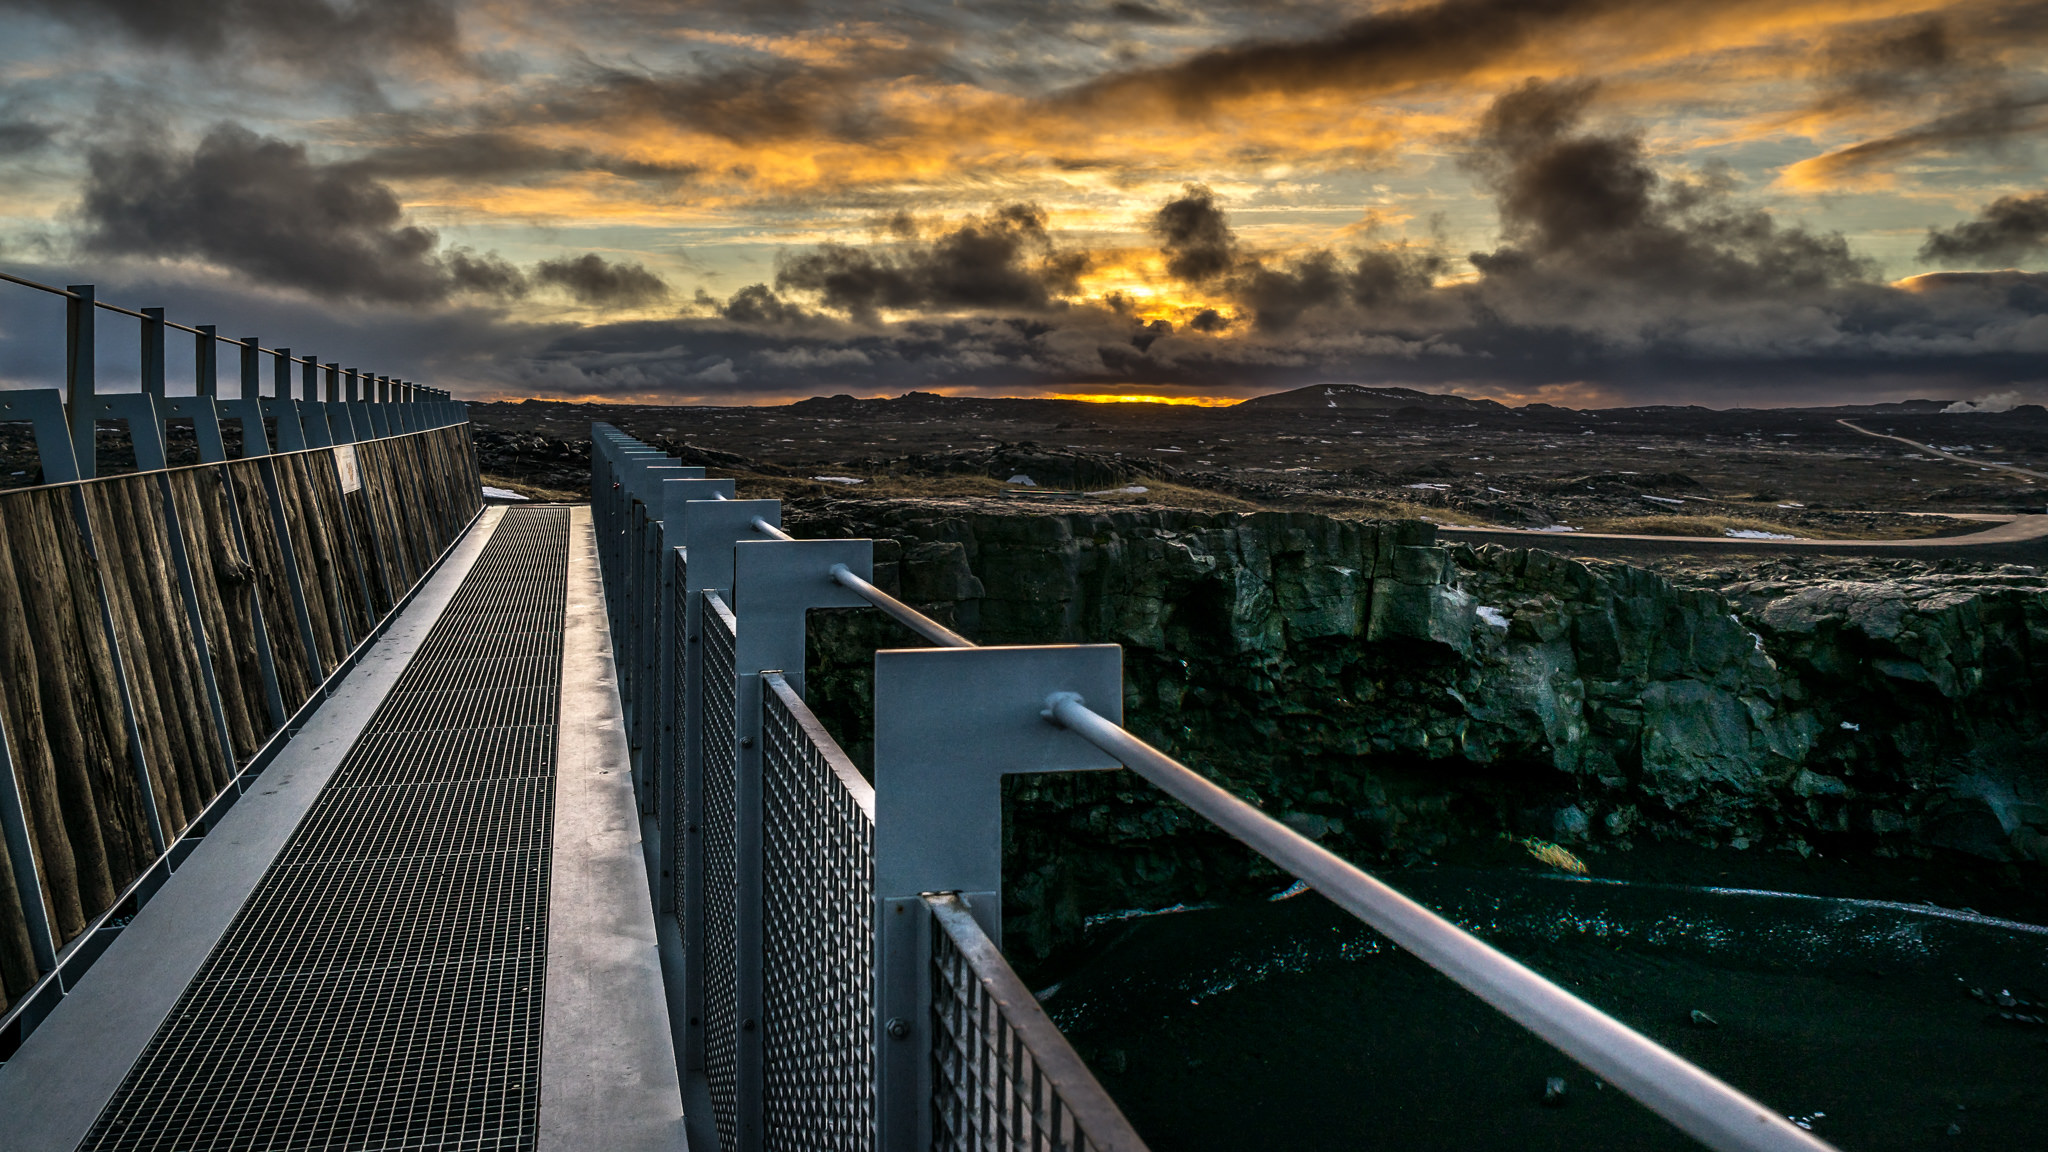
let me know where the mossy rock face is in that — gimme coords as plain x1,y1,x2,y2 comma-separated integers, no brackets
793,501,2048,962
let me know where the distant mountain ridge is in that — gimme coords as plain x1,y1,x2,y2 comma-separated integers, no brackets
1233,384,1510,413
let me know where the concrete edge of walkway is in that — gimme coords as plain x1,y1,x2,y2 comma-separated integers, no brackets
537,505,687,1151
0,506,508,1152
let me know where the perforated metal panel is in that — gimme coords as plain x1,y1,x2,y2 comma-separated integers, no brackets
78,507,570,1152
700,590,741,1151
760,675,875,1152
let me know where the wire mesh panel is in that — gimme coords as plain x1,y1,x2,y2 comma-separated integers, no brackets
760,674,875,1152
671,548,689,921
701,590,741,1151
928,894,1148,1152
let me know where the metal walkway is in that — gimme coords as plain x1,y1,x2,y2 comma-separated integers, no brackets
80,506,567,1151
0,505,683,1152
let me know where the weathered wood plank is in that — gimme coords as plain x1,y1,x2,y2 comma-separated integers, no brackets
165,468,269,764
226,461,315,712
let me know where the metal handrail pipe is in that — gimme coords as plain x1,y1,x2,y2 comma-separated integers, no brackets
1041,693,1835,1152
829,563,974,649
5,271,439,395
751,516,793,541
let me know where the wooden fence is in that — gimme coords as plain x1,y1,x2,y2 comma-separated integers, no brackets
0,424,482,1025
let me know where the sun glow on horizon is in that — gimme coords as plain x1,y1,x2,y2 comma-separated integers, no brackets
1048,392,1242,406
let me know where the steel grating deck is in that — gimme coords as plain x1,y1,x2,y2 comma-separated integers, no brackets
77,507,572,1152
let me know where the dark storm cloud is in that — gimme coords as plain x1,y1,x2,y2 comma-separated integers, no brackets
1067,0,1631,112
1152,185,1236,282
1466,80,1871,296
774,204,1087,323
351,132,700,182
1153,181,1450,330
534,254,671,309
1920,191,2048,265
79,124,465,304
0,118,51,157
1793,7,2048,183
0,0,462,83
545,48,950,146
1812,15,1963,110
1107,2,1185,26
717,284,817,326
72,123,650,308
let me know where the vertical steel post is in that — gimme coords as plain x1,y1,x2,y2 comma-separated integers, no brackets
725,537,875,1152
239,337,260,399
65,284,95,479
195,325,217,396
324,362,339,403
679,497,779,1080
344,368,359,403
870,645,1125,1151
301,355,318,402
272,348,290,399
655,476,727,920
141,307,165,397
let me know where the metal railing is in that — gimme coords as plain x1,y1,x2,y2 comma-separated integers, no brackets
590,423,1835,1152
0,272,456,485
0,269,481,1060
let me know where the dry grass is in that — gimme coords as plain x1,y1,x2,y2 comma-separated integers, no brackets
481,474,584,503
736,473,1269,513
1573,513,1953,540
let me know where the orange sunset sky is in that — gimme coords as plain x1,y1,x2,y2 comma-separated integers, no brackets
3,0,2048,408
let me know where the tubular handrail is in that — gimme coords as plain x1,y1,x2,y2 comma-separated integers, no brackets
830,563,974,649
593,422,1839,1152
783,482,1827,1151
1,270,447,400
1042,694,1831,1152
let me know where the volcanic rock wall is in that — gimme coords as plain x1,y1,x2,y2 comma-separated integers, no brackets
792,502,2048,960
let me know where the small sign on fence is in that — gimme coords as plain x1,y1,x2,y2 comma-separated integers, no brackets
334,445,362,493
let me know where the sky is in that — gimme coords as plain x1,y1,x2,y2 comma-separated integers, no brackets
4,0,2048,409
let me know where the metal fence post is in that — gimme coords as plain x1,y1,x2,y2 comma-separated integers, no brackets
141,307,165,397
680,497,780,1084
65,284,95,478
728,536,873,1152
195,325,217,396
870,644,1125,1151
240,337,260,399
655,477,731,919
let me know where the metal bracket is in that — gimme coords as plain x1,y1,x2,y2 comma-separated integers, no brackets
870,643,1124,1152
300,402,337,449
262,398,308,453
873,644,1123,905
159,397,228,463
90,394,169,472
0,389,80,484
219,398,271,456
